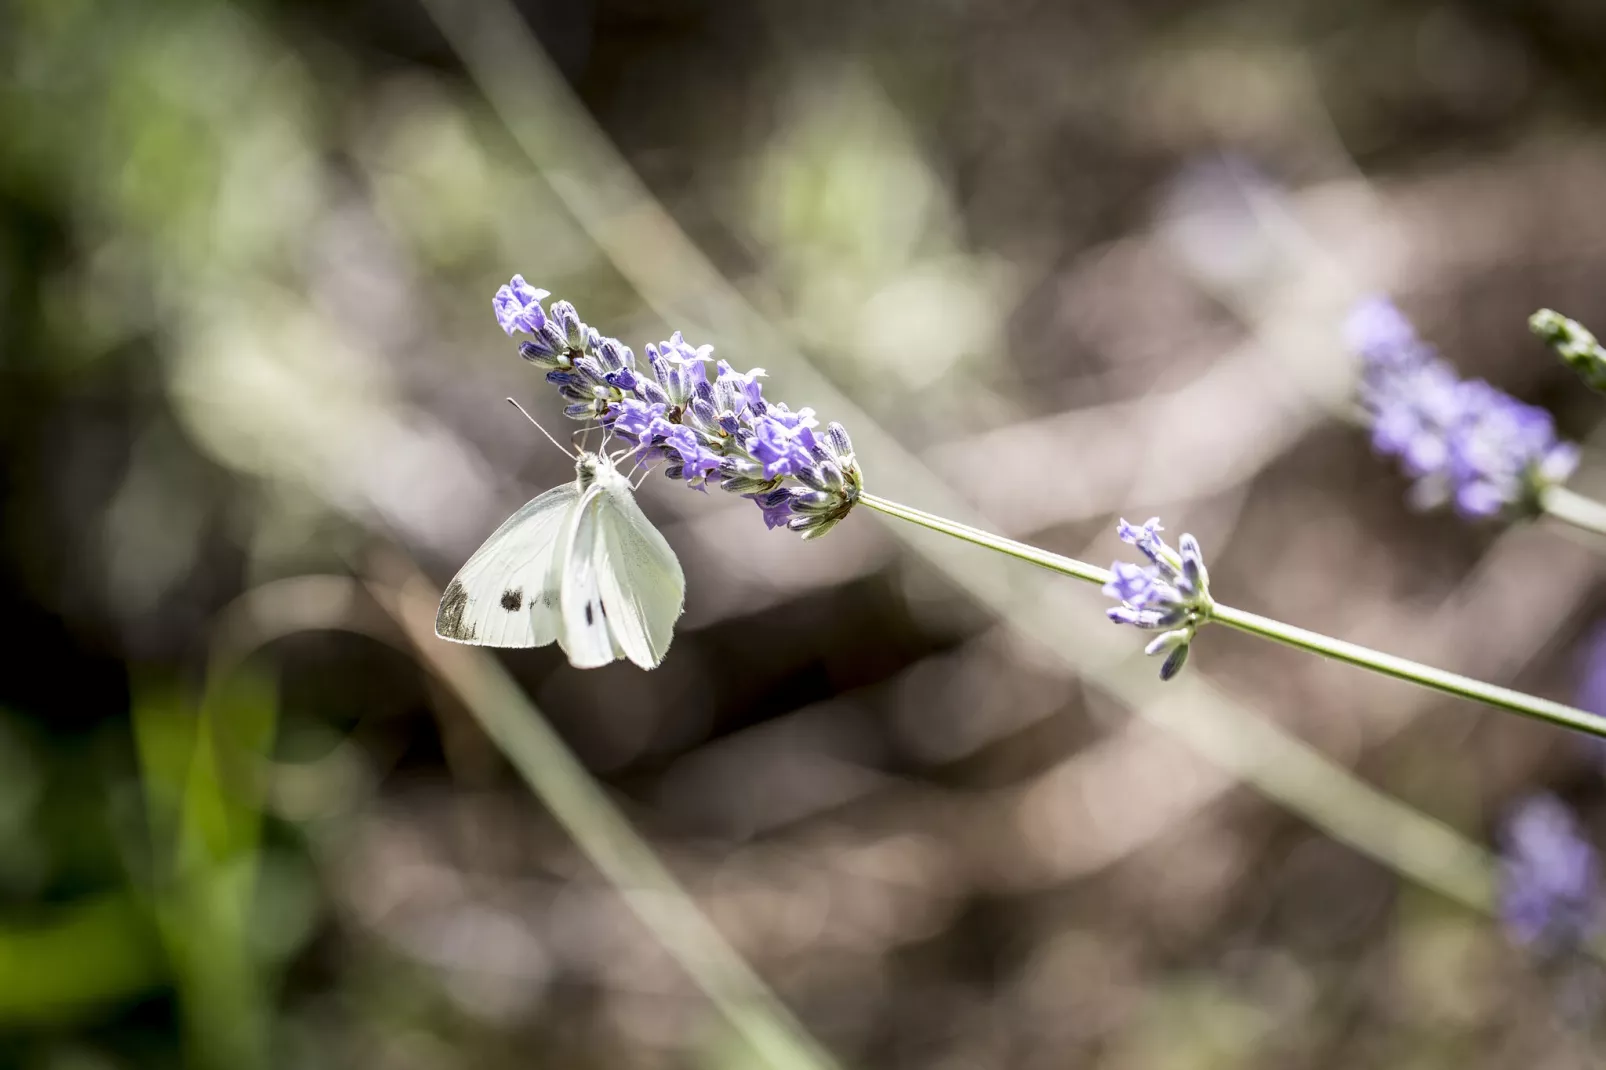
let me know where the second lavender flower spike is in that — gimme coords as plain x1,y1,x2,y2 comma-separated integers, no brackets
1346,297,1579,520
1103,517,1214,680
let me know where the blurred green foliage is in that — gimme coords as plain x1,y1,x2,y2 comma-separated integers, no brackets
6,0,1606,1067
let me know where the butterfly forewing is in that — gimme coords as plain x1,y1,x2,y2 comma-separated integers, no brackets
435,482,577,647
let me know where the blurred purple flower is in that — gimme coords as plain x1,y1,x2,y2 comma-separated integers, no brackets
1570,625,1606,774
1499,794,1604,954
1449,382,1580,518
1578,625,1606,721
491,276,861,537
1347,295,1432,371
1103,517,1213,680
1346,297,1578,519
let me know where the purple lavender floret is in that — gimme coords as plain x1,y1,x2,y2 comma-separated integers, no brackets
1450,382,1580,518
1347,296,1433,371
493,275,551,336
1499,794,1604,955
1346,297,1578,519
492,277,862,537
1103,517,1213,680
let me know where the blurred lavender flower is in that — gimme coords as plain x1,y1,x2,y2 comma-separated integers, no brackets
1531,308,1606,394
1346,296,1434,372
1571,625,1606,775
1103,517,1213,680
1346,297,1578,519
1499,794,1604,955
1579,625,1606,721
493,277,862,537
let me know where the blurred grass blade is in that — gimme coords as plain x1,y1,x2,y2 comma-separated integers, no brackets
366,558,843,1070
132,669,279,1070
0,892,164,1025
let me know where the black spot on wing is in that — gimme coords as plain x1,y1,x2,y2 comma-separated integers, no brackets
437,580,478,641
584,602,594,625
500,587,524,612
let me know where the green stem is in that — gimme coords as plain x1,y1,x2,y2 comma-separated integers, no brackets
859,492,1606,740
1208,604,1605,735
1541,483,1606,540
858,493,1111,585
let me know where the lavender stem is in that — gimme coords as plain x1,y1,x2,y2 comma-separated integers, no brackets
861,493,1606,739
1541,484,1606,540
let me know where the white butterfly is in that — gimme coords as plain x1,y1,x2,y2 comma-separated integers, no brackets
435,449,685,669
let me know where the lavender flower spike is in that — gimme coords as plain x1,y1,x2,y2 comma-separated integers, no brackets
1531,308,1606,394
1103,517,1214,680
1346,297,1579,520
492,276,863,537
1498,794,1604,956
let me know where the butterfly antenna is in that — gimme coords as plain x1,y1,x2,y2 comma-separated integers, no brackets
505,398,576,458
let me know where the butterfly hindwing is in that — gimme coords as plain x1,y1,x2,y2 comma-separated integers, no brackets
435,481,578,647
593,474,685,669
553,463,686,669
552,482,619,668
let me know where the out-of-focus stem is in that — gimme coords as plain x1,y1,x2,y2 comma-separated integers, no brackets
1541,484,1606,540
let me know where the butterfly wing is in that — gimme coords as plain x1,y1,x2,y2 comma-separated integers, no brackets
555,466,685,669
435,481,579,647
593,474,685,668
550,482,618,668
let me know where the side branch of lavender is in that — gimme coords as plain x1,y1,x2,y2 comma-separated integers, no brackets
1524,307,1606,539
857,496,1606,740
1345,297,1579,521
494,275,861,537
1346,299,1606,541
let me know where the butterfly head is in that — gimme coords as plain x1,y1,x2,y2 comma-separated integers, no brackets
575,450,622,490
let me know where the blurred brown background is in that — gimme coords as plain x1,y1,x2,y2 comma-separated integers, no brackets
6,0,1606,1066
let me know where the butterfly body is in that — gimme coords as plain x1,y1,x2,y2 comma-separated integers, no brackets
436,452,685,668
